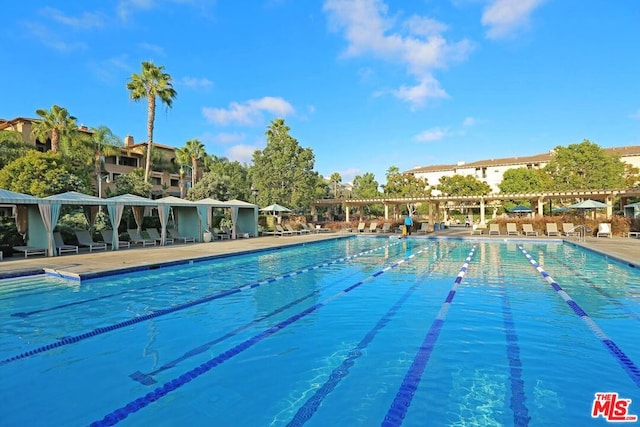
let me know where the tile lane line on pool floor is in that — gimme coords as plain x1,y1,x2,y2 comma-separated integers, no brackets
494,258,531,426
284,244,454,427
381,246,476,427
10,242,358,318
89,243,434,426
0,240,403,366
517,245,640,388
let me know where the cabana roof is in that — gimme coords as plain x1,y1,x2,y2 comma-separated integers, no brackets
0,189,41,204
106,193,158,206
44,191,106,205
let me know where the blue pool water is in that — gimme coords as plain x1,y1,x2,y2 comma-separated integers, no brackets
1,237,639,426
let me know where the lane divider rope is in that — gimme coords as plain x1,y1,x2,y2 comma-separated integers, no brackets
0,240,402,366
517,245,640,388
89,244,432,426
381,246,476,427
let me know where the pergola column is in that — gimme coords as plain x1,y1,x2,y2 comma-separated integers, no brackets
537,197,545,217
479,198,486,224
311,206,318,222
384,203,389,220
605,196,613,218
345,205,350,222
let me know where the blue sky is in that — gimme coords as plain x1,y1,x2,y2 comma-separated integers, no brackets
2,0,639,186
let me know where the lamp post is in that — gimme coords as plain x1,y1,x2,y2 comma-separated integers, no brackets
251,186,259,205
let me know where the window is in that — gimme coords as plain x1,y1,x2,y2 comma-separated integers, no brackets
119,156,138,167
152,177,162,186
170,179,179,187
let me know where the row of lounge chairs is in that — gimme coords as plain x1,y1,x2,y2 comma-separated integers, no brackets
11,228,197,258
263,223,330,237
479,222,612,238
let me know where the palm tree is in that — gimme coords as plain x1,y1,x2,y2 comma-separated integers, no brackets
174,147,190,198
31,105,78,153
86,126,123,197
126,61,177,182
183,138,206,186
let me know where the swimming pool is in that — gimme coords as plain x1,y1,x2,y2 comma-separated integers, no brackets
1,237,639,426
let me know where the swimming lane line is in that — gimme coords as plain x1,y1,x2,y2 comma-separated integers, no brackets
381,246,476,427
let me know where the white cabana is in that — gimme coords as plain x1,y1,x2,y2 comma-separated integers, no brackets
42,191,107,257
0,189,45,252
104,194,158,250
155,196,201,245
194,198,229,237
624,201,640,219
226,199,259,239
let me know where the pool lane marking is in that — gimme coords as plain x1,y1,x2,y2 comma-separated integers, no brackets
89,244,433,427
286,245,455,427
0,240,402,367
517,245,640,388
495,266,530,426
545,251,640,321
382,246,476,427
9,243,352,318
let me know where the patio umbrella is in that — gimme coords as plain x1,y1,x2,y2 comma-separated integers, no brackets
510,205,532,213
567,199,610,209
259,203,292,215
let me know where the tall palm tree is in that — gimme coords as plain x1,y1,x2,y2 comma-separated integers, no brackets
126,61,177,182
183,138,206,186
31,105,78,153
174,146,190,198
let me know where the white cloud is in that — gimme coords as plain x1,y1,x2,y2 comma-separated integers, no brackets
24,22,87,52
462,116,476,127
415,127,448,142
392,77,449,107
482,0,546,40
202,96,294,126
88,54,132,83
40,7,106,29
138,42,165,56
117,0,155,22
226,144,258,164
214,132,246,144
180,76,213,90
323,0,473,107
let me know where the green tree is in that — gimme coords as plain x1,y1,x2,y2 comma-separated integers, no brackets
83,126,122,196
31,104,78,153
499,168,552,193
383,166,429,216
251,118,316,211
352,173,380,198
182,138,206,186
436,174,491,196
204,155,251,200
186,172,232,201
0,130,34,169
0,151,86,196
329,172,342,198
544,140,630,190
127,61,177,182
112,168,152,197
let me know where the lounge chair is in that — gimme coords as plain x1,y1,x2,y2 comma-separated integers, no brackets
366,222,379,233
380,223,392,233
522,224,538,236
356,222,366,233
53,232,79,255
146,228,173,245
13,246,47,258
506,223,519,236
488,224,501,235
562,223,576,236
310,223,330,233
546,223,560,237
299,223,312,234
471,224,485,235
127,229,156,247
597,223,612,238
285,224,301,235
276,224,294,236
75,230,108,252
416,223,429,235
100,229,130,248
167,229,196,243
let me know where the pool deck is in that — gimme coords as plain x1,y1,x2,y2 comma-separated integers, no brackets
1,227,639,280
